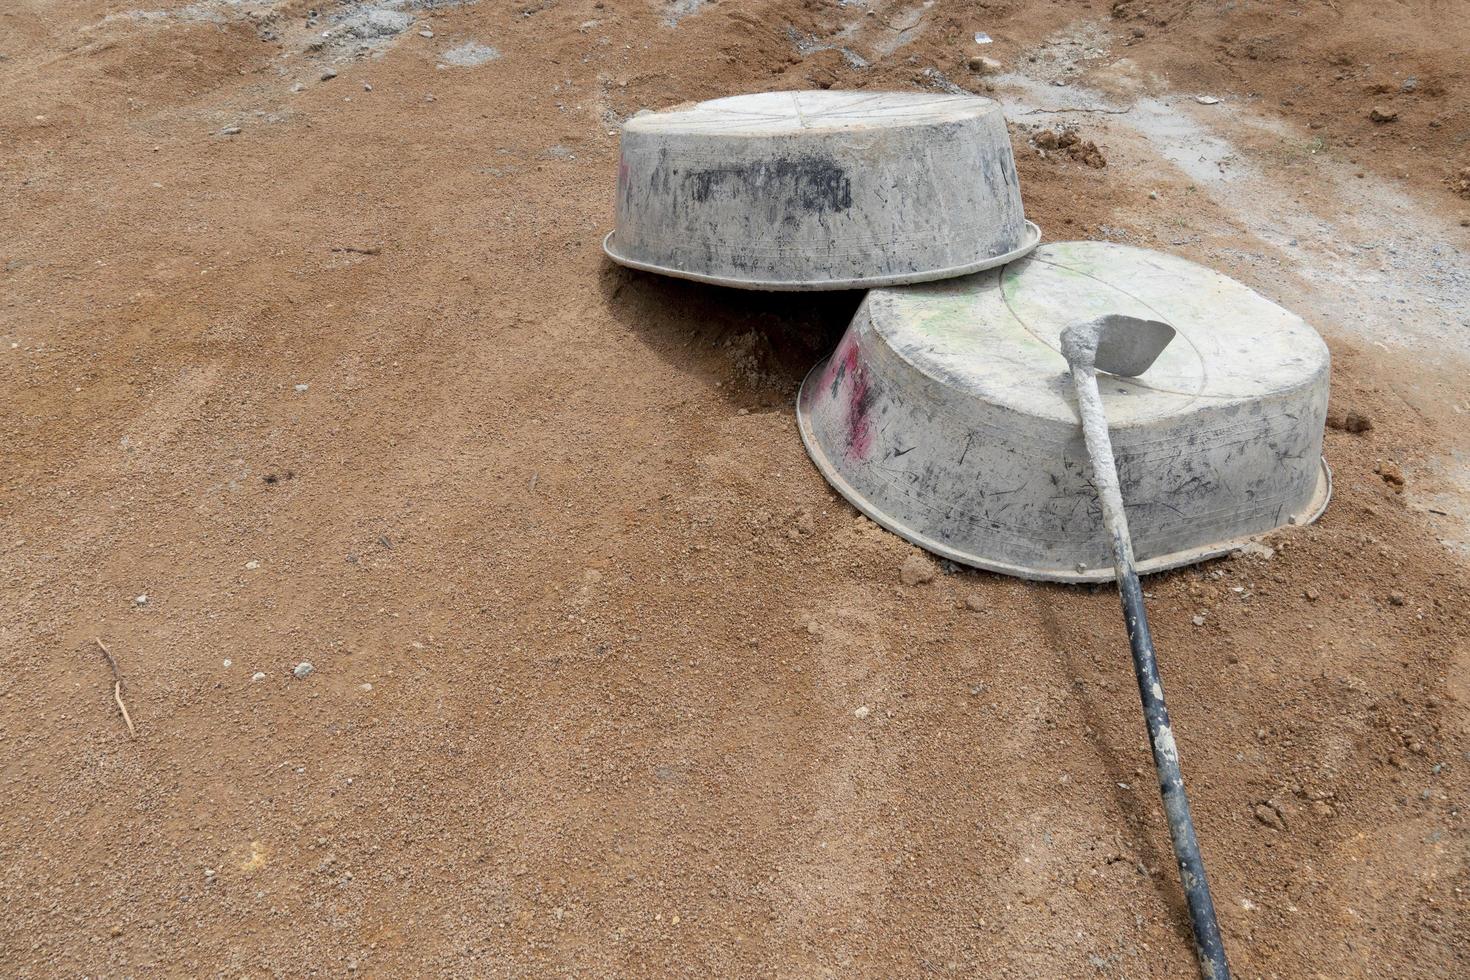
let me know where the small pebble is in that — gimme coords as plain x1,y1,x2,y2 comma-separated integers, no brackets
360,682,373,692
1192,615,1206,627
900,553,937,586
252,672,267,682
853,705,871,720
1388,592,1405,606
294,661,315,679
245,560,260,570
419,29,434,38
220,126,242,136
1328,410,1373,433
363,83,373,92
223,659,232,668
133,594,148,606
320,68,338,81
1376,460,1405,488
1253,803,1287,831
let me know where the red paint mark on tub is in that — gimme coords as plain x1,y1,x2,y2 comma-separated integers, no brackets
835,337,874,461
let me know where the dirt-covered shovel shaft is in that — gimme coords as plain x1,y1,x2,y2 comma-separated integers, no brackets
1060,315,1232,980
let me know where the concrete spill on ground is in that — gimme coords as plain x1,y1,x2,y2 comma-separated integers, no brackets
339,8,415,40
662,1,709,27
440,41,500,67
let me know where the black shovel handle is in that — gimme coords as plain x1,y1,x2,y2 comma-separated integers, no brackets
1117,558,1231,980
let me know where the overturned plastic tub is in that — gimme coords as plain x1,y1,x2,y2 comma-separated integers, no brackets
604,90,1040,291
796,241,1332,582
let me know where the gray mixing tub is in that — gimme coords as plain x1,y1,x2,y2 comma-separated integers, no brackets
604,90,1040,291
797,241,1332,582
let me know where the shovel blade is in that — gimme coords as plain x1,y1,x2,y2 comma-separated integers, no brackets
1092,314,1176,378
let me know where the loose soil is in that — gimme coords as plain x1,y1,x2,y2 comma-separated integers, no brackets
2,1,1467,976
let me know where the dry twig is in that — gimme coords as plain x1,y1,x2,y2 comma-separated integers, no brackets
1022,105,1132,115
94,638,137,738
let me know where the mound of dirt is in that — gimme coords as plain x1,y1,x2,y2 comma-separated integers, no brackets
1452,166,1470,199
1033,127,1108,168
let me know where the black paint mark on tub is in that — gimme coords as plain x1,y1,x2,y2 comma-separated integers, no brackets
686,156,853,213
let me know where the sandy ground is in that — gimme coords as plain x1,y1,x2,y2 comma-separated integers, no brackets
2,0,1469,976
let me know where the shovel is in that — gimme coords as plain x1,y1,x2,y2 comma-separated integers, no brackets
1060,315,1232,980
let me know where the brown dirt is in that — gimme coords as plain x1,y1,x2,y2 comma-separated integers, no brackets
2,1,1468,976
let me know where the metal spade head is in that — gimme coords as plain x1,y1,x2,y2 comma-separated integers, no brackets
1061,314,1176,377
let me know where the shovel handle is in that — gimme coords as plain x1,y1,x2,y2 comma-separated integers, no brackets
1116,562,1232,980
1071,365,1232,980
